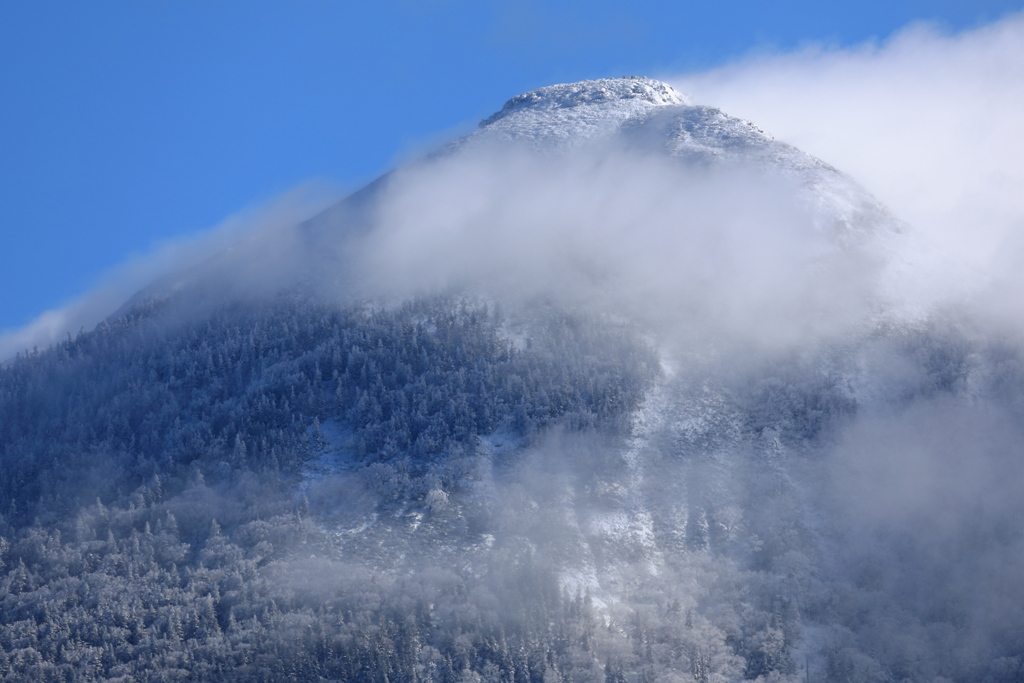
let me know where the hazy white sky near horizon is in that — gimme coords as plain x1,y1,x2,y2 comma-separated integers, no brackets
2,10,1024,359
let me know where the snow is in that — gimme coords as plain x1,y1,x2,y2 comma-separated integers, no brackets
425,76,903,245
485,77,686,121
297,418,356,498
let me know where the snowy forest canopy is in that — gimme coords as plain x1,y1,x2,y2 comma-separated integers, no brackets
2,290,1024,682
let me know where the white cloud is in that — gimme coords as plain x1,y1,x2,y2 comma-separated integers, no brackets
352,144,884,351
0,187,336,361
669,12,1024,314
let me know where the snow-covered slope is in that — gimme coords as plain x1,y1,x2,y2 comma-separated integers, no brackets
473,77,688,144
459,77,897,240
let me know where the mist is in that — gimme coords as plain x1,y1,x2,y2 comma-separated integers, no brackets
672,11,1024,318
347,143,890,354
0,186,337,362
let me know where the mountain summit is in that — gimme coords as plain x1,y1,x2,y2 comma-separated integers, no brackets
479,76,687,128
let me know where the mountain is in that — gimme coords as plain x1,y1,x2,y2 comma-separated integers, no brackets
2,77,1023,682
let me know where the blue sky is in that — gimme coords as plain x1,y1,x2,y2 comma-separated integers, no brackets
1,0,1022,339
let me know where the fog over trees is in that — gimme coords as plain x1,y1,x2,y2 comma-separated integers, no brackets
3,78,1024,682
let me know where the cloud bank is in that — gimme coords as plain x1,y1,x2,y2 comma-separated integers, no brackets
671,11,1024,317
0,188,336,362
349,145,885,351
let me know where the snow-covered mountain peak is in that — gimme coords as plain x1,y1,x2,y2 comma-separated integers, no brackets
480,77,686,128
430,76,898,244
465,77,689,147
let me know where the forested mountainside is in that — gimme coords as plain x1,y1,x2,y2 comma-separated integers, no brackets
0,295,666,681
1,297,656,522
5,296,1023,683
3,77,1024,682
